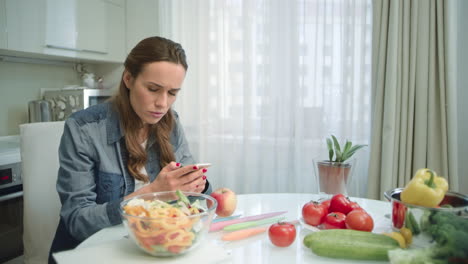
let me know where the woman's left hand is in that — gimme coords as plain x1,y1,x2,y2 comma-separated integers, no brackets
149,162,207,193
176,163,207,193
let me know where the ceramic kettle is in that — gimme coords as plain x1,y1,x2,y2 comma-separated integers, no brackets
28,99,52,122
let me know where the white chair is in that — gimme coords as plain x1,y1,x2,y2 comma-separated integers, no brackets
20,121,65,264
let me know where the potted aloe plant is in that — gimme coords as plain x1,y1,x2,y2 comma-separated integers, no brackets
315,135,366,195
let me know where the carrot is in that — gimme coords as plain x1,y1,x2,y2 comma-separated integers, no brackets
221,227,268,241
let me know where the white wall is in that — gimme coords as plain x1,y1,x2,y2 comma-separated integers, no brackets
95,63,124,92
0,58,123,137
0,60,79,136
125,0,160,54
457,0,468,194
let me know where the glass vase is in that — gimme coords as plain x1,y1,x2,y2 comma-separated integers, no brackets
313,158,356,196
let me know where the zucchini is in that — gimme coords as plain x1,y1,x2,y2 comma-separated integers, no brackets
303,229,399,260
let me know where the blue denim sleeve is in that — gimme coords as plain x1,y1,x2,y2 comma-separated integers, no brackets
56,118,121,242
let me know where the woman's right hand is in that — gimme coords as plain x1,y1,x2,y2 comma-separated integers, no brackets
149,162,207,193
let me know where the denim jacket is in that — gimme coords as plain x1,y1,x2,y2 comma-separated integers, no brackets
49,102,211,257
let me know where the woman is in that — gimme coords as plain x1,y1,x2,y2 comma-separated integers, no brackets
49,36,211,262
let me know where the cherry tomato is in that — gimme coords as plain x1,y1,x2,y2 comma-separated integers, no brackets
349,207,366,215
345,210,374,232
349,201,361,212
323,212,346,229
302,201,327,226
320,199,331,214
268,222,297,247
329,194,354,215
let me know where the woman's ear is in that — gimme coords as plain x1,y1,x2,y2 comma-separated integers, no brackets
123,70,133,89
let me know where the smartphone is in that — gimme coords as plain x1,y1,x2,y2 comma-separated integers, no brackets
195,163,212,169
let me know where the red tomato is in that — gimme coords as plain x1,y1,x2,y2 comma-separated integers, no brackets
345,210,374,232
268,222,297,247
320,199,331,214
349,201,361,212
168,245,183,254
349,208,366,215
323,212,346,229
329,194,354,215
302,201,327,226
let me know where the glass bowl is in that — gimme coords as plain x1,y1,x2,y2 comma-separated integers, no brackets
120,191,217,257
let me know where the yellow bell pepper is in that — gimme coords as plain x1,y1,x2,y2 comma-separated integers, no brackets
399,227,413,246
400,168,448,208
383,232,407,248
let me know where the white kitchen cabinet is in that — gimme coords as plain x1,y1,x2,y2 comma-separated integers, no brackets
5,0,46,54
104,2,125,62
0,0,125,63
104,0,125,7
45,0,107,57
76,0,107,54
44,0,77,54
0,0,6,49
76,0,125,62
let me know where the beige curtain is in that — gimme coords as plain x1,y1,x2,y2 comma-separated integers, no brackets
368,0,458,200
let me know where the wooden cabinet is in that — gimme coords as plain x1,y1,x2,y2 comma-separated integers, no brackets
1,0,125,63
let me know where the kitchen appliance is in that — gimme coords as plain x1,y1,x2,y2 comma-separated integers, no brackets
28,99,52,123
384,188,468,229
0,136,22,197
43,87,114,121
384,188,468,249
0,135,23,263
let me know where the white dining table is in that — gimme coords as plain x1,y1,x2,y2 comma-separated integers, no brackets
53,193,394,264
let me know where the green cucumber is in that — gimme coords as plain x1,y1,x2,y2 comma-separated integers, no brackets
303,229,399,261
175,189,190,206
407,211,420,235
420,210,432,232
405,210,415,233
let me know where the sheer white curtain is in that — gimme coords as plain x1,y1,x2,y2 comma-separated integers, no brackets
157,0,373,197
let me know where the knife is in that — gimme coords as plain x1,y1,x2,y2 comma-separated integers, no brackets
212,214,242,223
221,219,299,241
209,211,287,232
223,216,286,231
221,227,268,241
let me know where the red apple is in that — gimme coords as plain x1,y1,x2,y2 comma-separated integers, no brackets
210,187,237,217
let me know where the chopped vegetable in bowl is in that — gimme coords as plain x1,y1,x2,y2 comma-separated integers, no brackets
121,190,217,256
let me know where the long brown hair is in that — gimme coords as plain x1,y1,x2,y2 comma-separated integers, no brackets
112,36,188,182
